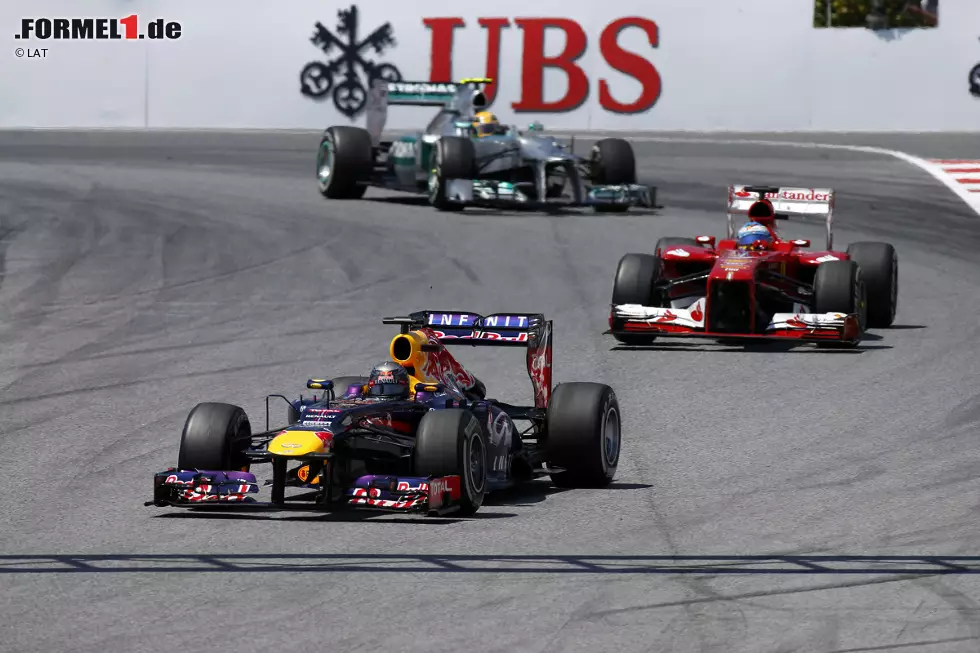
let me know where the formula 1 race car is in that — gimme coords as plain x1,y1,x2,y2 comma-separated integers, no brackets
605,185,898,348
314,78,656,212
147,311,621,517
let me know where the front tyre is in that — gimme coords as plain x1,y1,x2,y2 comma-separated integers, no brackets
846,241,897,328
590,138,636,214
316,126,373,199
546,383,621,488
428,137,475,212
611,253,659,345
414,409,487,516
177,402,252,471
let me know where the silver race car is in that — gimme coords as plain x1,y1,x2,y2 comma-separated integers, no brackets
314,78,657,212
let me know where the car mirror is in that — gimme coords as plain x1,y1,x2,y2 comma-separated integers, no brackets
415,382,444,394
527,122,543,132
696,235,715,247
791,239,810,247
307,379,334,391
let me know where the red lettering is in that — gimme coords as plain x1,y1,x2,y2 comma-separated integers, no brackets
424,17,509,106
598,17,661,114
512,18,589,113
476,18,509,105
423,17,464,84
424,15,663,115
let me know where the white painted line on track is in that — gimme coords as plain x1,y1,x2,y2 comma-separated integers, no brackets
2,127,976,216
551,134,980,218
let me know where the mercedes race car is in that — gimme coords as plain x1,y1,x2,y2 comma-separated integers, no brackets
147,311,621,517
605,185,898,348
314,78,656,212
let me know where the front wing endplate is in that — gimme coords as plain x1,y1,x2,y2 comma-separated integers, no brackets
608,304,862,345
146,470,464,515
444,179,657,209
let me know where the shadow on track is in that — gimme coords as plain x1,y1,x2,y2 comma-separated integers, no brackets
610,342,892,354
144,481,649,523
364,195,661,217
3,553,980,576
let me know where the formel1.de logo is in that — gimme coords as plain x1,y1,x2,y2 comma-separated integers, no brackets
299,5,403,118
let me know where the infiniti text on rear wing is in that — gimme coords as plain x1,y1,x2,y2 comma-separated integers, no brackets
384,311,546,345
726,185,837,249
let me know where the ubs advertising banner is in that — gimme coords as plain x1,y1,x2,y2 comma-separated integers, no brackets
0,0,978,130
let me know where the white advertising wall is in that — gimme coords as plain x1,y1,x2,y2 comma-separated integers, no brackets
1,0,977,131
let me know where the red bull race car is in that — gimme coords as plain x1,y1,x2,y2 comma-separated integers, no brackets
147,311,621,517
606,184,899,348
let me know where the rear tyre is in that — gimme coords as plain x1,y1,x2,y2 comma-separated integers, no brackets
546,383,621,488
428,137,475,212
846,241,897,328
813,260,867,344
316,126,373,199
611,253,659,345
414,409,487,516
590,138,636,214
177,402,252,471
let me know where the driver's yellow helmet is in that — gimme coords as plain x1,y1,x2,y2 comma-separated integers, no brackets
472,111,499,137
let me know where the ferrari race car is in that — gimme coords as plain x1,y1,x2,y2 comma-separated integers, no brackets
606,185,898,348
147,311,621,517
314,78,656,212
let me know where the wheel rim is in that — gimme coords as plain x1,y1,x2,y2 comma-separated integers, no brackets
317,141,333,187
890,252,898,319
854,274,867,331
468,434,486,492
427,151,441,202
601,407,621,469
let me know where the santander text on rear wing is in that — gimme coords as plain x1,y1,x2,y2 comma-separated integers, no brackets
726,185,837,249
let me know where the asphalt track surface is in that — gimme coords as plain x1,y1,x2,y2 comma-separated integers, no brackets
1,130,980,652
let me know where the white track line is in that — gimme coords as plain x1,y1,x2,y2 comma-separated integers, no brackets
3,127,976,216
551,134,980,217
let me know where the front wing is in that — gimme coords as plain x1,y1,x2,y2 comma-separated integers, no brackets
607,303,862,346
443,178,657,209
146,469,465,515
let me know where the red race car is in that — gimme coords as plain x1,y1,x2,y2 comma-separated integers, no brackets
606,184,898,348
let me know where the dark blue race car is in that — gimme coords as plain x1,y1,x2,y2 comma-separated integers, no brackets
146,310,622,517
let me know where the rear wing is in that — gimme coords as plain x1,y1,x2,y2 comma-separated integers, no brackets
727,185,836,250
365,79,492,147
382,310,553,409
383,310,545,345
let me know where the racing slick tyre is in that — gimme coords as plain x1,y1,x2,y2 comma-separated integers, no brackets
611,253,659,345
813,259,868,345
545,383,621,488
414,409,487,516
590,138,637,214
428,136,475,212
177,402,252,471
316,126,373,199
846,241,897,328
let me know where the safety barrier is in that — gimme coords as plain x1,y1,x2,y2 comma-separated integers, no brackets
2,0,977,131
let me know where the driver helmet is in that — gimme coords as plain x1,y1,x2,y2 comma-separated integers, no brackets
736,221,773,251
367,361,411,398
472,111,501,137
